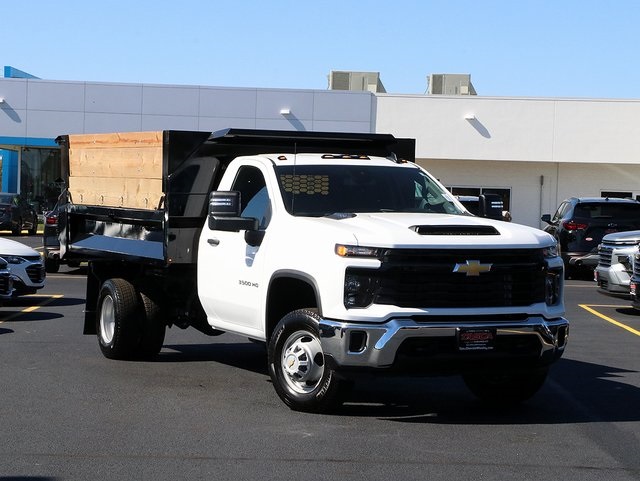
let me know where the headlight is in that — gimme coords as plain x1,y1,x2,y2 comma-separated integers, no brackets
344,272,379,308
335,244,382,258
542,243,559,259
4,256,26,264
545,271,561,305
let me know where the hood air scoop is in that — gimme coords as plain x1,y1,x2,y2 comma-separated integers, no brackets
411,225,500,236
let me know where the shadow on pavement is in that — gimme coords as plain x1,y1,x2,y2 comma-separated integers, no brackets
155,344,640,424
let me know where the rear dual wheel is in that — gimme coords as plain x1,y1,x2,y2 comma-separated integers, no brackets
97,278,165,360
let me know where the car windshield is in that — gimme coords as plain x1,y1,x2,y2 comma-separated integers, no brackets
275,164,464,217
575,202,640,219
0,194,15,204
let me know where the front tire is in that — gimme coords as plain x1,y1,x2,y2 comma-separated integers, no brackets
463,366,549,405
97,278,142,360
268,309,346,413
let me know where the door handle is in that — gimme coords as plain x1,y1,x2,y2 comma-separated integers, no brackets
207,238,220,246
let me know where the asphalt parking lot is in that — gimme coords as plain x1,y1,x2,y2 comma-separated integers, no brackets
1,234,639,481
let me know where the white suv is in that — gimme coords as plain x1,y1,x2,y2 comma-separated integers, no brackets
0,237,46,297
595,230,640,299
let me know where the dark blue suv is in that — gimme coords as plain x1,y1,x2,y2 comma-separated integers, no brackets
541,197,640,277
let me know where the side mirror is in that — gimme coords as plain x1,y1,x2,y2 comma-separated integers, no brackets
540,214,552,224
208,191,258,232
478,194,504,220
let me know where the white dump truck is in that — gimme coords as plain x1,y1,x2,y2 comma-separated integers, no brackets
56,129,568,412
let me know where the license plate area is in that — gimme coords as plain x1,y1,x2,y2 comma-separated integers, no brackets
457,328,496,351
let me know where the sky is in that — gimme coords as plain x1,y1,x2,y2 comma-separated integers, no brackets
2,0,640,99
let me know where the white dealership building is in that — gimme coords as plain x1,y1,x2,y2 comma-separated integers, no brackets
1,66,639,228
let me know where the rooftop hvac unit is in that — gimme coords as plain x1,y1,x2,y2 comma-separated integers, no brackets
428,74,477,95
329,71,386,93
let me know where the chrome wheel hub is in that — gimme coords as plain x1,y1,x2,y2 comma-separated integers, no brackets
99,295,115,345
281,330,325,394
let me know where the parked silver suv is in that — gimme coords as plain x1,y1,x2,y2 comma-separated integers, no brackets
595,230,640,299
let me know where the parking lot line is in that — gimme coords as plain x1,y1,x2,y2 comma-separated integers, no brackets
0,294,64,323
579,304,640,337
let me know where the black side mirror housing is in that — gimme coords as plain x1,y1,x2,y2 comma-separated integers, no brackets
478,194,504,220
208,191,258,232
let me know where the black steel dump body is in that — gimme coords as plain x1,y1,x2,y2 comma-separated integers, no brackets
57,128,415,267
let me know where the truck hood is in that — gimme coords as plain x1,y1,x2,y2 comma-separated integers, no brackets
602,229,640,244
305,213,554,248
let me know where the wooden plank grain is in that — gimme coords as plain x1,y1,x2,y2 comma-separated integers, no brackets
67,131,165,209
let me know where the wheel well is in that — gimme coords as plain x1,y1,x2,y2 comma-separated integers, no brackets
266,276,318,340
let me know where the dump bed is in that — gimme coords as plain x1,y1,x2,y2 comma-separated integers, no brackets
57,128,414,266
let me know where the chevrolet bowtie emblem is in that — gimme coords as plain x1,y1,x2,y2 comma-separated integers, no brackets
453,260,493,276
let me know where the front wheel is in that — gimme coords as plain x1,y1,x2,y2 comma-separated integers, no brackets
462,366,549,405
268,309,346,413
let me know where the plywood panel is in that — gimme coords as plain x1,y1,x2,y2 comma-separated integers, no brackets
69,176,163,209
67,131,164,209
69,147,162,178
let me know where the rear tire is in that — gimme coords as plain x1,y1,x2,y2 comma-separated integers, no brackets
463,366,549,405
96,278,142,360
45,257,60,273
28,217,38,235
11,220,21,236
268,309,346,413
139,292,166,358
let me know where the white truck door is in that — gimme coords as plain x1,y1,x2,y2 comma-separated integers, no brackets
198,165,272,337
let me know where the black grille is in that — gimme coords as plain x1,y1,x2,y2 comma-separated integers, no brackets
26,264,46,283
348,248,546,308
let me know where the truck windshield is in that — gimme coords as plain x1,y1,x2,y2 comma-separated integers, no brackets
275,164,464,217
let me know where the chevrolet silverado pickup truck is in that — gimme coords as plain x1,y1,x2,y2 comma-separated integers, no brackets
56,129,569,412
595,230,640,299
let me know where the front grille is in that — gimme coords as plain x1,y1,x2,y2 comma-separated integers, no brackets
26,264,46,283
0,272,11,296
634,255,640,278
598,245,613,267
348,248,547,308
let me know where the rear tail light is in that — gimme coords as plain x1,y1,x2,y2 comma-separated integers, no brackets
45,215,57,225
562,220,588,231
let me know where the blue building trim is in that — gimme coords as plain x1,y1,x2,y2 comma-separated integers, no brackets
3,66,39,79
0,136,58,147
0,149,18,192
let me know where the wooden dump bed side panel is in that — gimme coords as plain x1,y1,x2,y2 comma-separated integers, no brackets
67,131,164,210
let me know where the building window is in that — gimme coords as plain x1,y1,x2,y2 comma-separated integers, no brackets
21,147,62,214
601,191,632,199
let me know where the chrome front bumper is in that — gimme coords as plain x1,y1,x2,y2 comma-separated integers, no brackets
319,316,569,369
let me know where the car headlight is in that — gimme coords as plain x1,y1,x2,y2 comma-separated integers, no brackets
4,256,26,264
542,243,559,259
